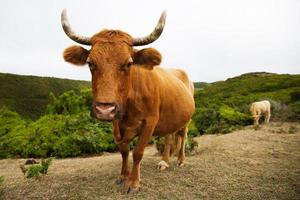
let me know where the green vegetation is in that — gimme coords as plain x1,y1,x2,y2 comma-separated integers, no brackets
192,72,300,134
0,107,116,158
193,82,210,90
0,73,90,119
20,158,53,178
0,175,3,198
0,72,299,158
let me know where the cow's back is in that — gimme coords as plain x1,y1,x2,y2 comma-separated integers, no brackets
251,100,270,114
167,68,194,96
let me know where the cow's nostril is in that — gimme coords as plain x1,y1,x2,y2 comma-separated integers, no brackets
94,102,116,107
95,105,116,114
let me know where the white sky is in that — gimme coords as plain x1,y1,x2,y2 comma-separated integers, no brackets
0,0,299,82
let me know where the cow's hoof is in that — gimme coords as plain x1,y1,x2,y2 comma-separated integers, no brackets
116,179,125,186
177,162,184,167
157,160,169,171
122,185,140,194
116,176,128,186
127,186,140,194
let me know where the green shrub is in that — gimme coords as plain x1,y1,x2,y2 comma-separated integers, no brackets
0,175,4,197
188,120,199,137
46,88,92,115
0,112,116,158
290,101,300,121
0,107,28,137
192,105,252,134
185,136,199,154
219,105,251,126
25,165,44,178
40,157,53,174
20,158,53,178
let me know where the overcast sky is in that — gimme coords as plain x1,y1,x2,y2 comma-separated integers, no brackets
0,0,299,82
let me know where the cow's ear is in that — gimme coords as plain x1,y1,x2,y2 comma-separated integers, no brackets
63,45,89,66
133,48,162,70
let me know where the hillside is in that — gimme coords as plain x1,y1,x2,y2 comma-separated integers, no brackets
196,72,300,109
0,122,299,199
193,82,210,90
193,72,300,134
0,73,90,119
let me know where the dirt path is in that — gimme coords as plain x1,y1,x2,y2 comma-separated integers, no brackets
1,122,300,200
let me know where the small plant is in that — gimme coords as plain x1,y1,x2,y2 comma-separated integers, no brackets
0,176,4,184
40,157,53,174
0,175,4,198
185,136,199,154
288,126,298,134
20,157,54,178
25,165,44,178
253,125,261,130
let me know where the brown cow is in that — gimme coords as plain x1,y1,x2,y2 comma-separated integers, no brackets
61,9,195,193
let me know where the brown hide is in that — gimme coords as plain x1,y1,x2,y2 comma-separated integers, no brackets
63,29,195,192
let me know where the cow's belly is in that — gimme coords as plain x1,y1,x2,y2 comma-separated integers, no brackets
153,94,194,136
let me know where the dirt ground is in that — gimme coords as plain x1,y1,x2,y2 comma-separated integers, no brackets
0,122,299,200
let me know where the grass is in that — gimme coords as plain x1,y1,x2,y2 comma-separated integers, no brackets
0,122,299,200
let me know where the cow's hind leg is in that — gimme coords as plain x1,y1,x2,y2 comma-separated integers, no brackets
265,109,271,124
157,134,173,170
176,126,188,167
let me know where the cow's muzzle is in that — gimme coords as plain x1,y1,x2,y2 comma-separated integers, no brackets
91,102,118,121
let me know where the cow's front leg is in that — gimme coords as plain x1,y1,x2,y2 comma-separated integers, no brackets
116,142,130,185
124,120,156,194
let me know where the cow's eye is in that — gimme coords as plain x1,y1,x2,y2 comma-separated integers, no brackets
125,61,133,69
120,62,132,71
121,58,133,71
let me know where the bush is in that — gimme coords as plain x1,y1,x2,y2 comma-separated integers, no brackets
185,136,199,154
0,175,4,197
46,88,92,115
193,105,252,134
0,107,28,137
290,101,300,121
0,112,116,158
20,158,53,178
271,101,298,122
24,165,44,178
188,120,199,137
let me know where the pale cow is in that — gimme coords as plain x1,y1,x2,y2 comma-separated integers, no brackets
250,100,271,125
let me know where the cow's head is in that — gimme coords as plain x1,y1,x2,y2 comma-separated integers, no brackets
61,9,166,121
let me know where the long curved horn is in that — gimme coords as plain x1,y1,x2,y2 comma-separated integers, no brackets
132,10,167,46
61,9,92,45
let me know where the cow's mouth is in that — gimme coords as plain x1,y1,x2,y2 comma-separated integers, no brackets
94,111,116,121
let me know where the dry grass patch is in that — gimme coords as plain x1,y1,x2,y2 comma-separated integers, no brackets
0,122,299,200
